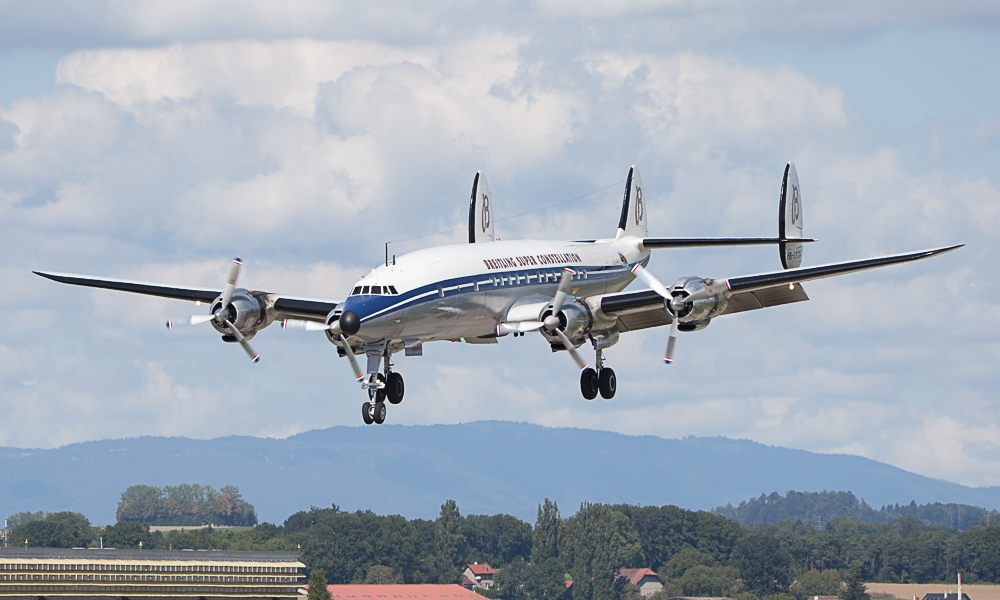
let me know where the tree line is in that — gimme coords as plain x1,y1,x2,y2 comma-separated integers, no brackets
714,491,996,531
5,497,1000,600
115,484,257,526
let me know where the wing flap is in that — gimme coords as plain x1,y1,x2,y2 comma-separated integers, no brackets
721,283,809,316
616,308,672,332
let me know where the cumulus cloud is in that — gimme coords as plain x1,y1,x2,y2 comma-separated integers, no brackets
0,7,997,492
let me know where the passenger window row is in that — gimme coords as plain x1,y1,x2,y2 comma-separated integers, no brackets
492,270,589,286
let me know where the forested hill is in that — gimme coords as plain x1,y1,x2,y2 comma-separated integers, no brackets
2,421,999,524
713,490,994,530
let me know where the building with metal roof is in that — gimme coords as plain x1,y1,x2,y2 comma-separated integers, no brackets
0,547,304,599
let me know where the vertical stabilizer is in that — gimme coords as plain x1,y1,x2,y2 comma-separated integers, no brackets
617,165,647,238
779,162,804,269
468,171,495,243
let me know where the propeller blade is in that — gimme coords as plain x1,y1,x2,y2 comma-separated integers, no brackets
340,334,364,381
282,319,331,332
496,321,544,336
554,328,588,371
221,257,242,307
166,314,214,329
630,263,671,298
225,320,259,363
665,312,679,364
551,268,576,316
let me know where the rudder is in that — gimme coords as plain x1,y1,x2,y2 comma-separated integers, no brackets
468,171,495,243
778,162,804,269
616,165,647,239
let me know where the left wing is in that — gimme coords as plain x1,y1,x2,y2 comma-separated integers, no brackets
33,270,338,321
593,244,962,332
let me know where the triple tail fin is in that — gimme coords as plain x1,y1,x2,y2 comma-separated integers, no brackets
468,171,495,243
778,162,804,269
616,165,647,239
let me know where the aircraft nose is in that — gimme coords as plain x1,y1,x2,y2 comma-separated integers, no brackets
339,310,361,335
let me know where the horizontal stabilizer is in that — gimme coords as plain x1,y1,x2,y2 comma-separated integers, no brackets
642,237,816,250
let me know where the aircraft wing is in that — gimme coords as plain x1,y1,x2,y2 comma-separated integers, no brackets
33,271,339,320
595,244,962,332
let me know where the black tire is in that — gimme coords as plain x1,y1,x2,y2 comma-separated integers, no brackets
580,368,599,400
373,401,387,424
374,373,387,402
362,402,375,425
599,368,617,399
387,372,405,404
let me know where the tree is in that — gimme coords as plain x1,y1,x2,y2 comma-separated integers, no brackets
11,512,93,548
435,500,467,583
102,522,151,549
790,569,842,600
678,565,738,597
365,565,404,584
659,547,715,581
309,569,333,600
731,534,790,595
560,504,644,600
5,511,44,530
534,499,561,563
838,566,869,600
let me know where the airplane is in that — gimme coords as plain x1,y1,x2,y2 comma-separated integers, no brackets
35,163,962,425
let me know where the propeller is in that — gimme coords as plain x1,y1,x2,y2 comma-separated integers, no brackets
282,319,335,332
542,268,589,371
165,257,259,363
630,263,705,365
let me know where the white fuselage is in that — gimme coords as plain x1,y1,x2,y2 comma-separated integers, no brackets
339,237,649,344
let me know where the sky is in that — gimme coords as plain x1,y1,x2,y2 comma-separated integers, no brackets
0,2,998,495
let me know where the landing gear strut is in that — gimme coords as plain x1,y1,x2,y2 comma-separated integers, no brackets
580,348,616,400
361,345,404,424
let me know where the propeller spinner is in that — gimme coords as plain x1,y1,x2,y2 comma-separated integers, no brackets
166,258,260,363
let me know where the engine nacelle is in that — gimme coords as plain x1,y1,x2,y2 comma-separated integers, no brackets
540,300,592,345
670,276,729,332
210,291,272,340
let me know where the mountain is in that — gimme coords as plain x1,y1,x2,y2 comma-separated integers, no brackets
2,421,999,525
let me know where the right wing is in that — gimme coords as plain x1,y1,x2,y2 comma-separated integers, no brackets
33,271,338,321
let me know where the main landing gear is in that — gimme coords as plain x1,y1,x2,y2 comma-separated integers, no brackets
580,348,616,400
361,347,404,425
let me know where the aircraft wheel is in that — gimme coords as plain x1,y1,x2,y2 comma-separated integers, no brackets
580,368,599,400
599,368,616,399
387,372,404,404
373,401,387,424
362,402,375,425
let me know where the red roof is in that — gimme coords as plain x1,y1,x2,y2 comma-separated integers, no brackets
324,584,485,600
616,568,661,586
466,564,494,575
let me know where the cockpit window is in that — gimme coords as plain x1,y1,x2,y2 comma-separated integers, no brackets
388,286,398,295
352,286,362,296
371,285,382,295
361,285,370,294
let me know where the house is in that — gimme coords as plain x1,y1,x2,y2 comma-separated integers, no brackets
461,563,495,590
924,594,971,600
616,568,664,597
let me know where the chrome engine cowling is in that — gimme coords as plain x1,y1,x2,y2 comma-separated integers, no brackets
670,276,729,332
540,299,592,345
210,291,273,339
